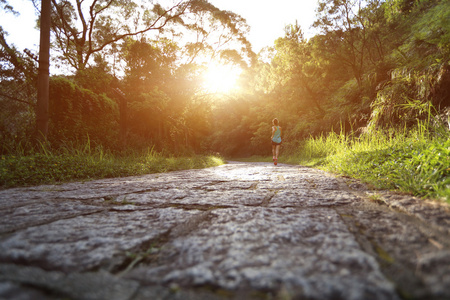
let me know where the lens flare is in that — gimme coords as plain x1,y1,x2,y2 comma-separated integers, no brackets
203,63,242,93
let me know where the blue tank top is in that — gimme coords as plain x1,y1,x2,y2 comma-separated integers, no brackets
272,126,281,143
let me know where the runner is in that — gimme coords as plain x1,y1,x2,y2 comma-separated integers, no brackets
271,118,282,165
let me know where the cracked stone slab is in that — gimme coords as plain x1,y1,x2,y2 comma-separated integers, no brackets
338,204,450,299
0,200,104,234
0,263,139,300
376,191,450,235
119,189,271,207
0,208,205,272
212,163,343,190
0,173,213,204
269,189,357,207
126,207,400,300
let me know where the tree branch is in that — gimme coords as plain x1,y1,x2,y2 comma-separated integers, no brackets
0,91,34,106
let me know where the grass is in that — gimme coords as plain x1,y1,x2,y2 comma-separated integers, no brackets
0,143,225,189
5,125,448,204
284,126,450,203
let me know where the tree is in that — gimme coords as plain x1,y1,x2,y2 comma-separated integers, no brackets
121,38,175,148
256,23,326,114
0,32,37,150
313,0,383,87
0,29,37,99
48,77,118,146
0,0,16,13
0,4,40,147
36,0,51,140
2,0,52,141
36,0,252,72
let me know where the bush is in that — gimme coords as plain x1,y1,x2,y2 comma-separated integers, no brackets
287,125,450,203
0,143,225,189
49,77,119,148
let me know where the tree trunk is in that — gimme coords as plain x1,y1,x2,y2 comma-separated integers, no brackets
36,0,51,141
119,95,127,147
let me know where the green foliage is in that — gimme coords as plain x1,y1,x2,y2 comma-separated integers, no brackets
313,0,383,87
384,0,416,22
287,126,450,202
0,97,35,153
127,87,170,143
74,55,114,94
0,29,37,154
250,122,271,151
48,77,118,148
122,38,175,91
205,95,258,156
411,1,450,60
0,142,225,189
369,63,450,130
393,1,450,67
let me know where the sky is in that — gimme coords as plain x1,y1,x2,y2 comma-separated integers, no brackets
209,0,319,51
1,0,40,51
0,0,319,53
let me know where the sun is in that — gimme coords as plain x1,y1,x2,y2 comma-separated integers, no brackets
203,63,242,94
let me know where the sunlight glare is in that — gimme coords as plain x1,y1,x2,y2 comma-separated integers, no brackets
203,63,242,93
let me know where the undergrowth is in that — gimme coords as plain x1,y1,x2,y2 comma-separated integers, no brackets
0,142,225,189
285,125,450,203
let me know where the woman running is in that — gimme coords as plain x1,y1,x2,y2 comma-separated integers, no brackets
271,118,282,165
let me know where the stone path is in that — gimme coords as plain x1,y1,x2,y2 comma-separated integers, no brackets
0,162,449,300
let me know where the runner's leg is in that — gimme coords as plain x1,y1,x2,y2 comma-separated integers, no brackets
272,144,276,161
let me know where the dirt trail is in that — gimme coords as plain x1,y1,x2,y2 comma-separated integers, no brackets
0,162,449,300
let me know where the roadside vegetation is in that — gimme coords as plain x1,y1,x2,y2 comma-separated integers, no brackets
0,142,224,189
284,122,450,203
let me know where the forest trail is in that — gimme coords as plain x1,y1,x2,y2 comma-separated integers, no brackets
0,162,449,300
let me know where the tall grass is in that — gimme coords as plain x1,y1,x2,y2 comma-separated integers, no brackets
285,125,450,203
0,141,225,189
